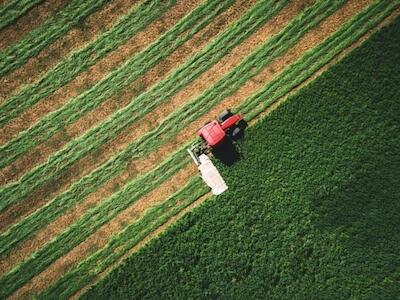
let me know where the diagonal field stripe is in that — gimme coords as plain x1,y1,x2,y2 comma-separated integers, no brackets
0,0,175,128
0,0,109,76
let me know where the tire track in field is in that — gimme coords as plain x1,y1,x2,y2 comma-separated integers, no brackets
0,0,69,50
0,0,254,231
0,0,309,286
0,0,201,182
12,1,399,298
10,166,197,299
0,0,137,103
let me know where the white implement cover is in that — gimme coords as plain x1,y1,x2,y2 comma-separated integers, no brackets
198,154,228,195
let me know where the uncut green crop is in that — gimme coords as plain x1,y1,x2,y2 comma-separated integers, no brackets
0,0,175,127
0,1,346,296
38,176,208,299
82,14,400,300
0,0,233,169
0,0,286,214
44,2,400,297
0,0,109,76
0,0,44,30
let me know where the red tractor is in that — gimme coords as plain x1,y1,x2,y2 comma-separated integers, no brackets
191,109,246,165
198,109,245,146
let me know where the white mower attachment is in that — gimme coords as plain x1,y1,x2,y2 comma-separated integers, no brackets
187,149,228,195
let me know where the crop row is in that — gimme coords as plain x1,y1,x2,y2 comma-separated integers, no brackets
0,0,175,127
38,176,208,299
0,0,233,169
37,1,400,297
0,0,44,30
0,0,285,212
0,147,191,298
0,0,320,256
0,1,345,296
0,0,109,76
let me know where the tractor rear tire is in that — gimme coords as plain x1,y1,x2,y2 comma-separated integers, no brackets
218,109,233,122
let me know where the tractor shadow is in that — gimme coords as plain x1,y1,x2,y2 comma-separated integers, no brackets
212,128,246,166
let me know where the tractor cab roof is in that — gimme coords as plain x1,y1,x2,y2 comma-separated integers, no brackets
198,121,226,147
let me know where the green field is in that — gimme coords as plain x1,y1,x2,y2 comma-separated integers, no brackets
82,16,400,299
0,0,398,298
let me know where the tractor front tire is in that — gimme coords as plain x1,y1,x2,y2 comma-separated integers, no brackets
218,109,233,122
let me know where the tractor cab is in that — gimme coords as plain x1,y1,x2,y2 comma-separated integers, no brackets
198,110,245,148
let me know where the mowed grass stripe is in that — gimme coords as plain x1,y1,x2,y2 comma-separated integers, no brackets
0,0,174,128
0,0,44,30
0,0,233,170
0,0,282,214
38,176,208,299
0,2,345,296
0,0,109,76
41,2,400,297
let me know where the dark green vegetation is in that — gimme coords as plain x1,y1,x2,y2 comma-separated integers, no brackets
83,17,400,299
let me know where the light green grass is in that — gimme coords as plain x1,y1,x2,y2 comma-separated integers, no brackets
0,0,109,76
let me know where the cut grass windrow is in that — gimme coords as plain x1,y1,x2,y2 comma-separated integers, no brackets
38,1,400,296
0,0,109,76
38,176,208,299
0,0,44,30
0,0,174,127
0,2,345,296
0,0,175,128
0,0,233,169
0,147,192,298
0,0,285,214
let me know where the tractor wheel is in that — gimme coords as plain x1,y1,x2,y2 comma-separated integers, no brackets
218,109,233,122
231,126,243,140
